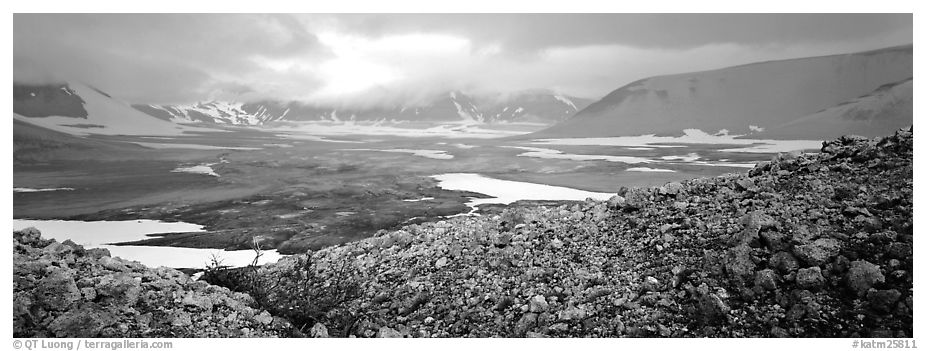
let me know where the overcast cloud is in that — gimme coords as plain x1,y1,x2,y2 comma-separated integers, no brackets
13,13,912,107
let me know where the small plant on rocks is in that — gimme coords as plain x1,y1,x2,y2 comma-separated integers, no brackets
202,238,361,336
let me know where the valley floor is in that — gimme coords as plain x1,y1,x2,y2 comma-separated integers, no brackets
14,127,793,257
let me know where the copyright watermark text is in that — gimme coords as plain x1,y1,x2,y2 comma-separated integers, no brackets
13,339,173,351
852,339,918,349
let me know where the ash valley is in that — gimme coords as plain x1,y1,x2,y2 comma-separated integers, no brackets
12,13,913,338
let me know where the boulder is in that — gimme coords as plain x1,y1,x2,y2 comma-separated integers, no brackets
642,276,661,292
867,289,902,314
43,242,74,256
723,244,756,282
846,260,885,296
47,303,119,337
529,295,549,313
86,248,111,259
696,285,730,324
753,269,778,290
795,267,825,290
253,311,274,325
792,238,841,266
169,310,193,327
740,211,778,231
35,268,81,311
96,273,142,306
760,231,789,251
769,252,800,274
607,195,626,208
377,326,403,338
622,189,650,211
98,256,130,272
15,227,44,245
659,182,684,196
515,313,538,336
557,306,588,321
310,323,329,338
181,292,215,312
735,177,759,192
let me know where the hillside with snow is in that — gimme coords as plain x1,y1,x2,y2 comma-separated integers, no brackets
13,83,217,137
535,45,913,139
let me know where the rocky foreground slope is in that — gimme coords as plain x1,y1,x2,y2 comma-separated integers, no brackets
14,128,913,338
13,229,294,337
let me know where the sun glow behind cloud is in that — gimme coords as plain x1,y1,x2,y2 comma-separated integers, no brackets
308,32,478,104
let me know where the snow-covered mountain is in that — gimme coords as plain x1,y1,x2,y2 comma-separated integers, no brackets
534,45,913,139
13,83,215,136
132,101,286,125
132,91,592,126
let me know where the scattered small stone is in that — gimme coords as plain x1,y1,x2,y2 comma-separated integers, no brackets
310,323,329,338
642,276,661,292
435,257,449,268
753,269,778,290
792,238,841,266
770,251,801,274
607,195,626,208
867,289,902,314
377,326,403,338
795,267,825,290
660,182,683,196
253,311,274,325
529,295,549,313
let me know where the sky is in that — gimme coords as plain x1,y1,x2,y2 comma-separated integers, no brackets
13,13,913,108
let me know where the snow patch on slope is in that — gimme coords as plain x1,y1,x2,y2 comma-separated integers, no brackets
554,95,577,110
432,173,616,209
534,129,821,153
171,163,220,177
13,83,215,137
14,187,75,193
626,167,676,173
341,148,454,160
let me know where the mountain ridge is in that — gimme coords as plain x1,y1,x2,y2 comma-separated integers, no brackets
534,45,913,139
131,91,594,126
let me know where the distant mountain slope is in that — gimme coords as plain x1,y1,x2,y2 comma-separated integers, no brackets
133,91,591,126
13,119,147,163
534,45,913,138
132,101,288,125
477,91,594,123
752,78,912,140
13,83,215,137
14,84,88,118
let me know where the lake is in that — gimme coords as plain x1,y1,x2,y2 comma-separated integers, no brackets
432,173,616,209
